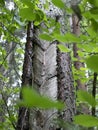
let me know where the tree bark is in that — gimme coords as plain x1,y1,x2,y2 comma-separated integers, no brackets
72,10,89,115
30,25,57,130
57,49,76,129
17,1,76,129
16,22,33,130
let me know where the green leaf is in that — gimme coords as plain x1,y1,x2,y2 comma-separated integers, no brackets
19,87,64,109
78,89,95,103
83,11,92,19
74,114,98,127
39,34,53,41
90,8,98,14
53,33,81,43
86,55,98,72
84,10,98,20
77,90,96,107
19,8,35,21
87,0,98,7
0,0,5,6
53,34,68,43
87,27,96,37
57,44,70,52
52,0,65,9
90,19,98,33
79,35,89,41
21,0,34,8
64,33,81,43
34,10,44,25
16,48,24,54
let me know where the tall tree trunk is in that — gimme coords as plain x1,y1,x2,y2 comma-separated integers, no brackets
72,4,89,115
57,49,76,129
56,2,76,128
30,22,58,130
30,34,57,130
30,0,76,129
16,22,33,130
17,0,76,129
28,1,61,129
72,13,86,90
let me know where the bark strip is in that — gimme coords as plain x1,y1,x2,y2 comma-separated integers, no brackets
16,22,33,130
57,49,75,123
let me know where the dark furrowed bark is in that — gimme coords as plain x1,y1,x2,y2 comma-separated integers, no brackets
57,48,76,129
16,22,33,130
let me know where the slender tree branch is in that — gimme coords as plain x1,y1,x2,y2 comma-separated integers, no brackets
0,22,24,69
0,43,17,68
1,92,16,129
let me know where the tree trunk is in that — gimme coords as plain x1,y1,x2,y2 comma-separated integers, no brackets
57,49,76,129
30,22,58,130
16,22,33,130
72,14,86,90
17,0,76,129
72,5,89,115
56,1,76,128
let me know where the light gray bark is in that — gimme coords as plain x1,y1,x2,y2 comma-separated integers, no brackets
30,1,61,129
30,30,57,130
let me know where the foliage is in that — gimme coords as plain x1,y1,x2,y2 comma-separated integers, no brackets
51,0,65,9
86,55,98,73
19,87,64,109
77,90,96,107
74,115,98,127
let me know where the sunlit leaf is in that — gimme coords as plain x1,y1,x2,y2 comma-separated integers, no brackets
39,34,53,41
34,10,44,25
16,48,24,54
53,34,68,43
74,114,98,127
57,44,70,52
21,0,34,8
19,8,35,21
53,33,81,43
35,10,44,21
52,0,65,9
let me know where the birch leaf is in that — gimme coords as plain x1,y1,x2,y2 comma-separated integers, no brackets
74,115,98,127
19,87,64,110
